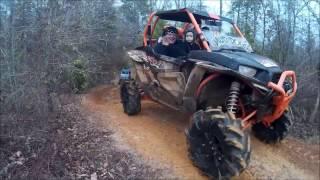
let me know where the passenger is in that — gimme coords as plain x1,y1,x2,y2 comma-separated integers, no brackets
184,30,200,52
154,26,188,58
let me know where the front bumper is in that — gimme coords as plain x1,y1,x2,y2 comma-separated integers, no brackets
262,71,297,125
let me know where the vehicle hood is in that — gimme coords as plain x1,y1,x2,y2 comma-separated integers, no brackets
189,50,281,72
188,50,283,84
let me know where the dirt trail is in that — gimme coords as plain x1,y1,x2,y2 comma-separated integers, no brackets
82,85,320,180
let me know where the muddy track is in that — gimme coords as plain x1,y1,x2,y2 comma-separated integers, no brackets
82,85,320,180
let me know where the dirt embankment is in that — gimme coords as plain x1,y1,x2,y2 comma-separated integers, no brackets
83,85,320,180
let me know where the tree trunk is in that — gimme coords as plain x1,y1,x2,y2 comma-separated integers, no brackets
220,0,222,16
262,5,266,54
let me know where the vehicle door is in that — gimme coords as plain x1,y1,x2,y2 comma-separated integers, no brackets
128,48,186,109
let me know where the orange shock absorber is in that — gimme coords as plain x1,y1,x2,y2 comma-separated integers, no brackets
226,81,241,114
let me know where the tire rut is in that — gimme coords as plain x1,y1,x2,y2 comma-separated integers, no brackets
82,85,319,180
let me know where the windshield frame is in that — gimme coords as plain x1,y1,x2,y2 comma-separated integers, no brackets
202,19,253,52
143,9,246,52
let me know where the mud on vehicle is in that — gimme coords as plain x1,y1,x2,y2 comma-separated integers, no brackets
120,8,297,179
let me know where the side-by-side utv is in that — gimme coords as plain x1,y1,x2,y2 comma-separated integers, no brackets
120,8,297,179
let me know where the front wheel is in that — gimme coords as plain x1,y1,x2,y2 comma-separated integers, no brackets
252,111,292,143
186,108,251,179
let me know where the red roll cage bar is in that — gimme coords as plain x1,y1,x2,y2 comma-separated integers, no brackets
143,9,244,52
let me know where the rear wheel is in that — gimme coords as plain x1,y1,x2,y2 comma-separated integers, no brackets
252,111,292,143
120,80,141,115
186,108,251,179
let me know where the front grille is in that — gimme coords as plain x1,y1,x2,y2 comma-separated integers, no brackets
271,73,294,94
283,81,293,93
271,73,281,83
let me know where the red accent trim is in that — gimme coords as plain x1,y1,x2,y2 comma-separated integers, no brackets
268,71,297,96
143,12,157,47
241,71,297,128
233,24,244,38
150,16,159,46
242,110,257,129
183,23,189,31
141,94,152,101
243,121,253,129
195,73,220,97
177,27,185,39
262,71,297,126
243,110,257,122
239,99,245,119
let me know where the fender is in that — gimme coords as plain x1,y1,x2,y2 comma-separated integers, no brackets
182,65,206,112
184,65,206,97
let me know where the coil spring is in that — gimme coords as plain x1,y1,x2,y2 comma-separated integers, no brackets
226,81,241,114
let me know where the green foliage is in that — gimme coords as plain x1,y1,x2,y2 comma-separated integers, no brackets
73,59,85,69
120,0,149,22
70,59,88,94
243,23,255,46
153,20,166,39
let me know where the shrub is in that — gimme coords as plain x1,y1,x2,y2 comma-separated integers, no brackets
70,59,88,93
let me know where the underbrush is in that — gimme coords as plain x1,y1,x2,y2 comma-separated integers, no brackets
0,95,163,179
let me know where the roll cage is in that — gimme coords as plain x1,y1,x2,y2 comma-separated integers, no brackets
139,8,297,128
142,8,244,52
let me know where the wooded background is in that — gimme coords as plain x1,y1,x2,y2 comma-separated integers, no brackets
0,0,319,139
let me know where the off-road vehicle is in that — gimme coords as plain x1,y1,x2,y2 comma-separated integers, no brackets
120,8,297,179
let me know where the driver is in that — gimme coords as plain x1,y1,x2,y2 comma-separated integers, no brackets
154,26,188,58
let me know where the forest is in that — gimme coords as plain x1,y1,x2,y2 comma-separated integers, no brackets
0,0,319,179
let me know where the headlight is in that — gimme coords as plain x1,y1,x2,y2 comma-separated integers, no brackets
239,65,257,77
257,58,278,67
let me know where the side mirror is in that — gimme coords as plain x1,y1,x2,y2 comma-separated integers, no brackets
204,20,222,26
